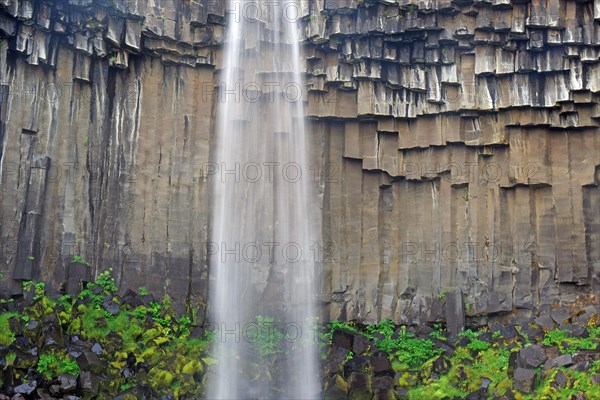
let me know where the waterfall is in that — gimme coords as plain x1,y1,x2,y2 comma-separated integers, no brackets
207,1,320,399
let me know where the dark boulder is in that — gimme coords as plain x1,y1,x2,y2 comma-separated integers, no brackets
79,371,100,396
518,344,547,368
14,380,37,395
370,352,393,377
513,368,536,393
58,374,78,392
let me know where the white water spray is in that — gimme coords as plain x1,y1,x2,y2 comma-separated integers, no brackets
207,1,320,398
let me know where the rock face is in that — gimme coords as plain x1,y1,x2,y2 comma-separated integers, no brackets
0,0,598,323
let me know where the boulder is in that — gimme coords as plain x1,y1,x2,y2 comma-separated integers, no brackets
344,354,370,377
352,333,371,355
332,328,357,350
513,368,536,393
533,314,555,331
14,380,37,395
372,376,395,400
76,350,104,371
552,370,568,388
518,344,547,368
323,374,348,400
347,371,372,400
370,353,393,377
445,289,465,339
58,374,78,392
79,371,100,396
550,309,570,325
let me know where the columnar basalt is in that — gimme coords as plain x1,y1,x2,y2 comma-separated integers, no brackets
0,0,598,324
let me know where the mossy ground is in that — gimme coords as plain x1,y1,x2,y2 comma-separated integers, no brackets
2,276,599,399
1,272,213,399
323,317,600,400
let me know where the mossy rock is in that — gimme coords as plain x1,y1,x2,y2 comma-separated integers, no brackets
148,367,174,388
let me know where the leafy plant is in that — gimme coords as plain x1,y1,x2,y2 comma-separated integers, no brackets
542,328,597,354
467,338,490,352
96,270,117,293
250,315,285,358
37,353,80,379
72,255,91,266
37,353,58,378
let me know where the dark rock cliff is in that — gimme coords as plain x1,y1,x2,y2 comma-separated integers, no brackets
0,0,598,323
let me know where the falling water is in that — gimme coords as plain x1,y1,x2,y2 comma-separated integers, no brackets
207,1,320,399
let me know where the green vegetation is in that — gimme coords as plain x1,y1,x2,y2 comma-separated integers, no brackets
37,353,80,379
72,254,92,266
0,271,212,398
3,274,599,399
459,329,492,352
324,318,443,370
541,327,598,354
0,312,18,346
250,315,285,358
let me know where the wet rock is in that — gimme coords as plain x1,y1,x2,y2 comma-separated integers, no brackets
572,350,600,365
573,306,599,326
352,333,371,355
550,309,571,325
79,371,99,396
396,388,409,400
35,389,55,400
344,354,370,377
513,367,536,393
325,346,350,375
533,314,555,331
58,374,78,392
49,384,60,395
570,361,590,372
563,324,586,338
465,388,488,400
102,296,120,315
14,351,38,369
430,337,456,356
347,371,372,400
552,370,568,388
590,375,600,385
332,328,356,350
519,325,544,343
445,289,465,339
372,376,395,400
412,324,434,339
27,320,39,331
370,352,393,377
432,355,452,375
91,343,102,355
323,374,348,399
122,289,144,308
499,325,518,340
76,350,104,372
518,344,547,368
552,354,574,368
14,380,37,395
10,395,25,400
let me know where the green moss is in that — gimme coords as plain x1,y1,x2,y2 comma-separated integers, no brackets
542,328,598,354
181,360,203,375
148,367,174,388
0,312,18,346
408,375,465,399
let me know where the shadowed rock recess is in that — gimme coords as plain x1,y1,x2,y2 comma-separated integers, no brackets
0,0,598,324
